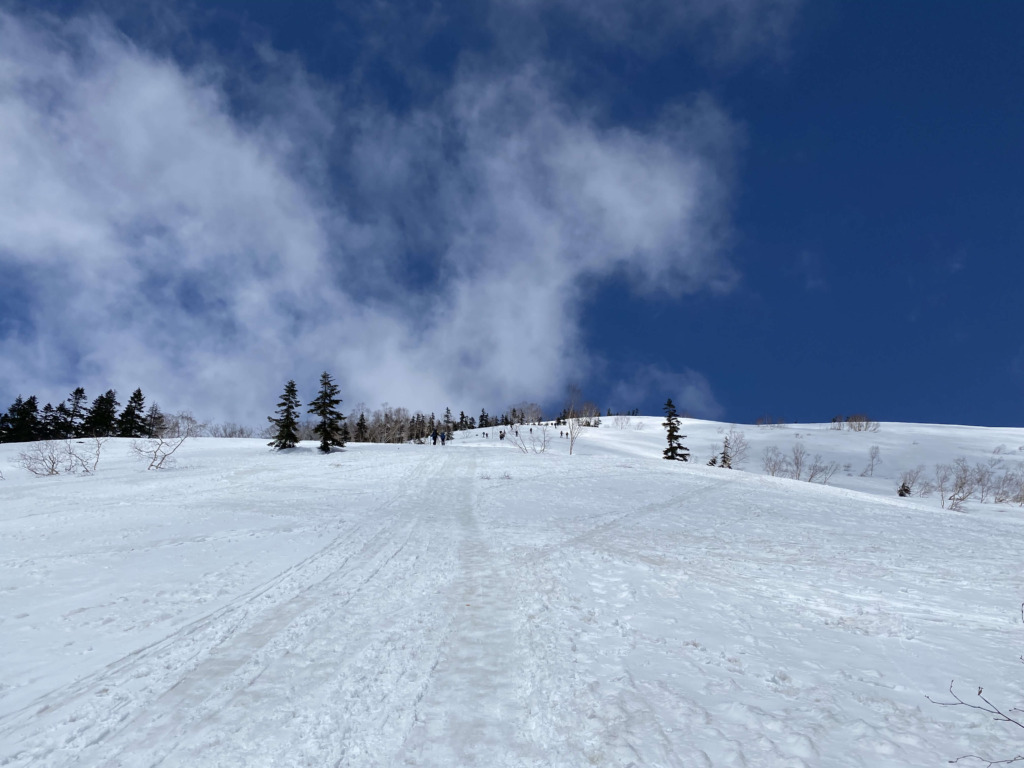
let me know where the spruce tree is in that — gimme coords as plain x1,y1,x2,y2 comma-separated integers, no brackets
719,436,732,469
307,371,345,454
118,388,147,437
662,398,689,462
268,380,301,450
65,387,88,437
354,412,369,442
84,390,119,437
3,396,41,443
144,403,166,437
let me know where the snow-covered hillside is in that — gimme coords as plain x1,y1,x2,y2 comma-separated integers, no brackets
1,419,1023,767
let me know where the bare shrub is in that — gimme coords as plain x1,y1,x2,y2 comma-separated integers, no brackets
508,424,552,454
18,441,63,476
131,413,203,470
896,465,926,497
725,427,749,468
612,414,632,430
807,455,840,484
790,442,809,481
633,421,646,431
846,414,880,432
948,457,976,511
208,422,256,438
860,445,882,477
17,439,103,477
762,446,787,477
934,464,952,508
973,462,997,504
927,604,1024,767
993,465,1024,505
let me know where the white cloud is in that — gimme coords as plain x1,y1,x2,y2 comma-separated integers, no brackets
0,8,740,423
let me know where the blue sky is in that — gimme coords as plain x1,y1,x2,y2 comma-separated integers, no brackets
1,0,1021,427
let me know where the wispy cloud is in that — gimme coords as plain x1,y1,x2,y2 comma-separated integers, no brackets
607,364,725,419
0,3,789,422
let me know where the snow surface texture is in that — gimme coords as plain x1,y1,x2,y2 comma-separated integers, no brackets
1,419,1023,767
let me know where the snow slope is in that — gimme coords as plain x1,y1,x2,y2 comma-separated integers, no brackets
1,419,1023,767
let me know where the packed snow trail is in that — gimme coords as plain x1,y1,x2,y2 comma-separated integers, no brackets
2,429,1023,766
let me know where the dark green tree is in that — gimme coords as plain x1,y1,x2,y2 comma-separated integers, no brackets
2,396,41,443
662,398,689,462
65,387,88,437
307,371,345,454
118,388,147,437
268,380,301,450
143,403,166,437
479,409,490,429
354,412,369,442
84,390,120,437
719,436,732,469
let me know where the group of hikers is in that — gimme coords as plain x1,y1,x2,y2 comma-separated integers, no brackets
428,425,574,445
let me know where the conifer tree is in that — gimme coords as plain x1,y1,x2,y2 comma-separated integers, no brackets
268,380,301,450
144,403,167,437
354,412,369,442
84,390,119,437
3,396,41,443
307,371,345,454
118,388,147,437
65,387,88,437
40,403,57,439
479,409,489,429
662,398,689,462
719,436,732,469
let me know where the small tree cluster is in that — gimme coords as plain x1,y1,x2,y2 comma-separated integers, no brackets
1,387,166,443
930,457,1024,511
761,442,839,484
18,438,106,477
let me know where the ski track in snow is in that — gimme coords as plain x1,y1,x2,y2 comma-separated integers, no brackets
1,420,1023,766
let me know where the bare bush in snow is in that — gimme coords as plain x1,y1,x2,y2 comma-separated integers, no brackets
860,445,882,477
928,604,1024,767
993,465,1024,506
18,441,64,476
846,414,880,432
612,414,632,429
807,455,840,484
508,425,552,454
725,427,750,468
208,422,256,438
973,462,998,504
790,442,809,481
18,439,104,477
762,446,787,477
896,465,926,497
934,464,952,508
131,413,204,470
947,457,976,511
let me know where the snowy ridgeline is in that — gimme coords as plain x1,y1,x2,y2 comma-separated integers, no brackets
1,419,1023,767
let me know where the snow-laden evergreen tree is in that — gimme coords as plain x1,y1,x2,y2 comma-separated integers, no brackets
662,398,689,462
268,380,301,450
307,371,345,454
118,388,147,437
